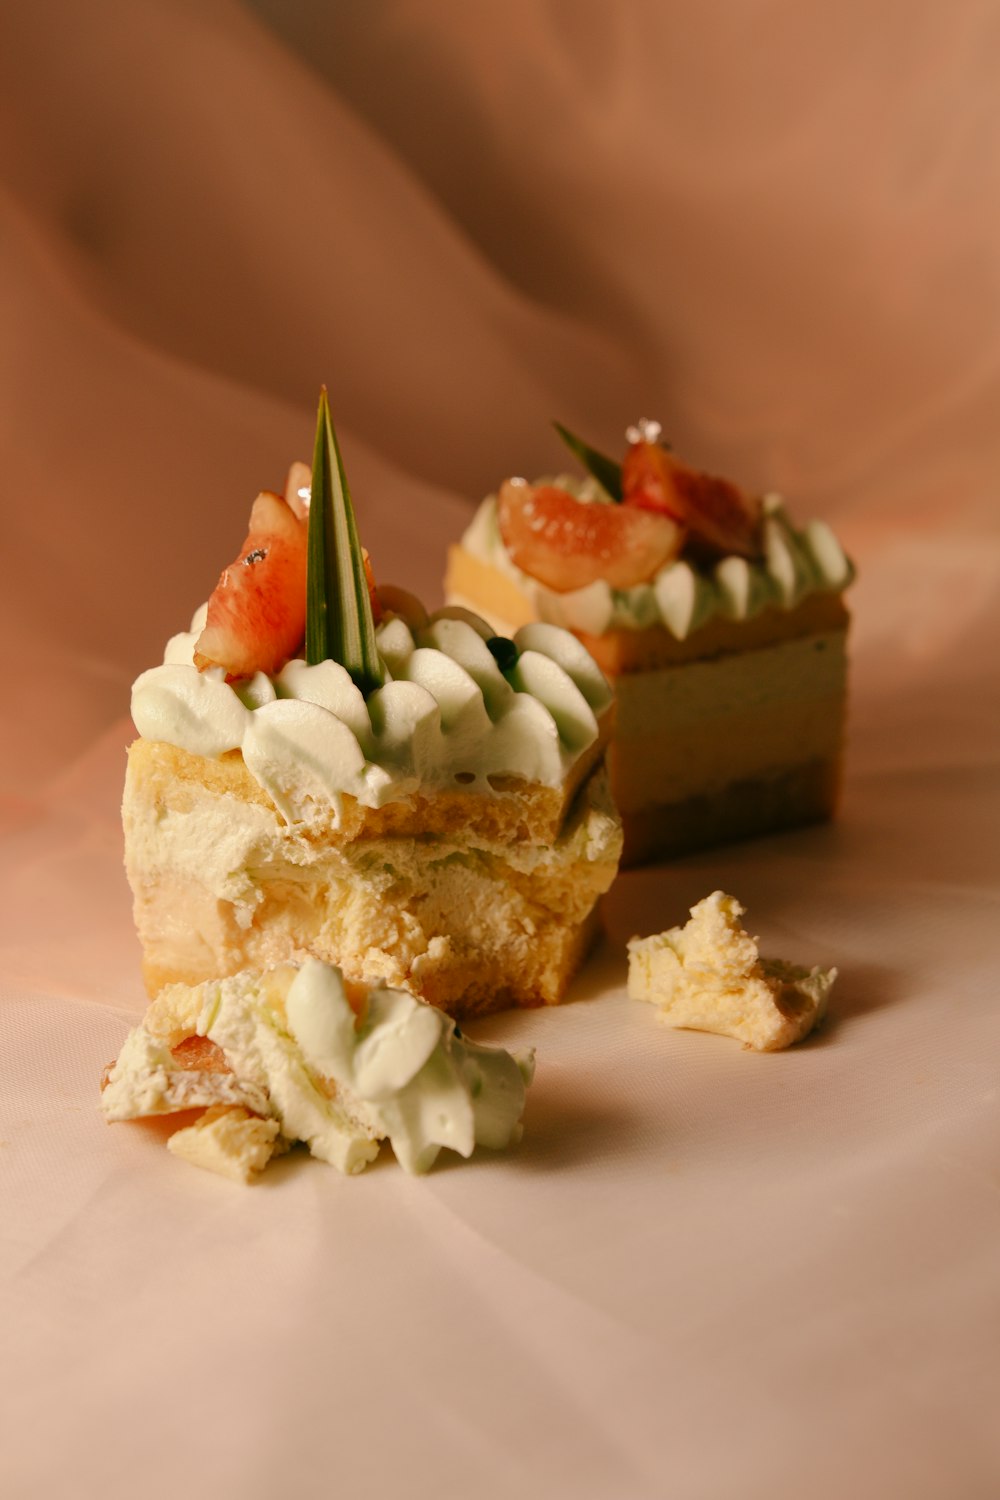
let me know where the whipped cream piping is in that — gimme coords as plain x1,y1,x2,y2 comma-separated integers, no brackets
132,607,613,823
459,481,854,640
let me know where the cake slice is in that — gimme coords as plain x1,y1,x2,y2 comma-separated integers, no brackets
101,957,535,1179
445,420,854,865
123,394,622,1017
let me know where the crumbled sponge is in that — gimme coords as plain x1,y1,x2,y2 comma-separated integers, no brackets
166,1105,283,1183
627,890,835,1051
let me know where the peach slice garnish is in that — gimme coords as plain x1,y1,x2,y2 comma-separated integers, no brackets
194,489,308,679
622,440,763,560
497,478,683,592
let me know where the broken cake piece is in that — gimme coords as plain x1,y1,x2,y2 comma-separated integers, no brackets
627,891,836,1051
101,957,536,1181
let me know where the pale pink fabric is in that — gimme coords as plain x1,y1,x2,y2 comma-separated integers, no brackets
2,4,999,1497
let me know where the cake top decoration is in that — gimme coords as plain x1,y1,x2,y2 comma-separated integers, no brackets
548,416,764,564
306,388,383,695
189,388,384,695
624,417,663,447
128,398,618,816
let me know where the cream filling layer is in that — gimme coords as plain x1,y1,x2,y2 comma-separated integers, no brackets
124,757,623,935
608,632,846,809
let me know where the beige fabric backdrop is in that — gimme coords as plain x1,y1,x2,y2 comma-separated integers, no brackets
2,3,999,1497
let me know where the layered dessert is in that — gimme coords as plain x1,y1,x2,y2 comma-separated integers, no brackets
445,420,854,864
124,395,622,1018
627,891,836,1051
102,957,535,1180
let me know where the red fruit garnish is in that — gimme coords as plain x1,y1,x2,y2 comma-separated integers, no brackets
362,547,383,625
284,460,312,522
622,441,763,560
619,441,685,522
497,478,683,592
194,490,308,679
170,1035,232,1073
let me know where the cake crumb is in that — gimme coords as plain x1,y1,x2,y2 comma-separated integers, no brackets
627,891,835,1051
166,1105,282,1183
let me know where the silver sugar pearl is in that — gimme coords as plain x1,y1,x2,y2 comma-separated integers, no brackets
625,417,662,446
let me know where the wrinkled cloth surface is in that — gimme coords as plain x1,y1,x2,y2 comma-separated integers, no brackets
2,4,999,1498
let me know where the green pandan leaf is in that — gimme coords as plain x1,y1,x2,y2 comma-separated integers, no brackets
552,421,623,501
306,389,383,694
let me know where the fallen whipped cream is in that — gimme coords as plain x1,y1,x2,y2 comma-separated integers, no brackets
102,958,535,1180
